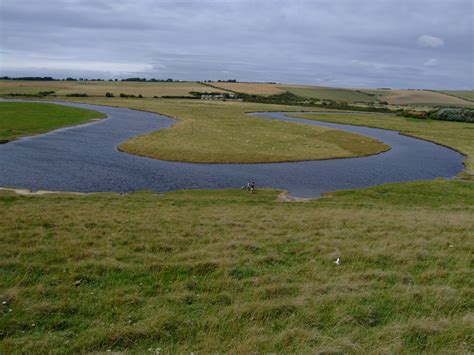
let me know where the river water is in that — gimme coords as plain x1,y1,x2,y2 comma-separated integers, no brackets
0,101,464,197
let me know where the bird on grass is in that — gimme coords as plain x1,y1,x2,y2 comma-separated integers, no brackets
334,257,341,265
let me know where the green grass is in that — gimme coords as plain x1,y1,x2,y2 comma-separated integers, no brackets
291,112,474,177
0,180,473,353
0,102,106,142
439,91,474,102
59,98,389,163
0,98,473,353
281,86,377,103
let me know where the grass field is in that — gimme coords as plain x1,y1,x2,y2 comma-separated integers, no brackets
0,102,106,142
360,89,473,106
0,81,76,95
51,98,387,164
0,81,224,98
1,81,473,108
282,86,377,103
0,180,473,353
205,82,377,102
439,91,474,102
205,82,284,95
202,82,473,107
290,112,474,177
116,100,389,163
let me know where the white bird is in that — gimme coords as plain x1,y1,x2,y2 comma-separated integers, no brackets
334,257,341,265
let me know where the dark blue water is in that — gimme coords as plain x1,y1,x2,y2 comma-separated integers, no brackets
0,101,464,197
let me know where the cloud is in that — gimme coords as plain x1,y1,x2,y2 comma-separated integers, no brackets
2,55,154,74
417,35,444,48
0,0,472,88
423,58,439,66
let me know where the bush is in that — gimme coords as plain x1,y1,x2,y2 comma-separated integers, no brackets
66,93,88,97
105,92,114,97
38,91,55,97
6,91,56,98
429,108,474,123
397,110,429,119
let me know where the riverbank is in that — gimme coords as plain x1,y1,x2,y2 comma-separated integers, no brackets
290,112,474,178
0,101,463,197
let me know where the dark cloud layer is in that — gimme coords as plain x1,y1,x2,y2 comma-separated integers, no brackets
1,0,472,88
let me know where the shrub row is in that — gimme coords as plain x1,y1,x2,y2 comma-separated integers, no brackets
119,93,143,98
238,91,394,113
429,108,474,123
66,93,88,97
6,91,55,97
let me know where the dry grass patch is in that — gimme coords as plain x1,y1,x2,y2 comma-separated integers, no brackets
207,82,285,95
0,80,224,98
363,89,473,106
0,80,75,95
56,81,222,97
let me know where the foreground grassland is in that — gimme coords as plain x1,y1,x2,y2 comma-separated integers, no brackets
65,98,389,163
291,112,474,177
0,181,473,353
0,102,106,142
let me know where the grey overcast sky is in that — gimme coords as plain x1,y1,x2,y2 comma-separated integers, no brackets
0,0,472,88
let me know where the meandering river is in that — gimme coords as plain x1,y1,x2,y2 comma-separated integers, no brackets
0,101,464,197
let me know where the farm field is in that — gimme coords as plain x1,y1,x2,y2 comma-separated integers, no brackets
0,80,225,98
282,86,377,103
1,81,473,108
204,82,284,95
360,89,473,106
202,82,474,107
0,102,106,142
0,81,76,95
439,90,474,102
206,82,376,102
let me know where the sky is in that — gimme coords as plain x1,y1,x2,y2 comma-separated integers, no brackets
0,0,472,89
